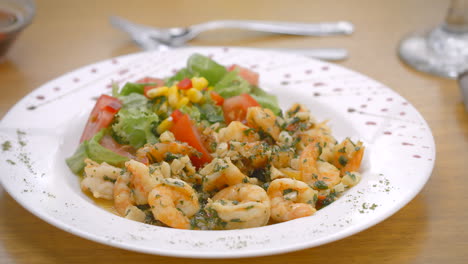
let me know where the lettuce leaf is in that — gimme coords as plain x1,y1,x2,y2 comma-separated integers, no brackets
65,130,129,174
86,130,129,166
250,86,282,115
112,93,159,148
213,70,251,98
187,54,227,85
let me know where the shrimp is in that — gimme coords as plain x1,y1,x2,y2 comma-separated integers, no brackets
267,178,318,222
113,171,146,222
296,121,337,156
206,183,271,229
200,157,252,192
299,143,341,190
246,107,281,141
81,159,121,200
218,121,259,143
331,138,365,176
270,145,295,168
285,103,309,118
147,178,200,229
125,159,162,204
136,142,196,164
283,103,315,132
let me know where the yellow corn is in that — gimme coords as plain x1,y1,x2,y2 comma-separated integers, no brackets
156,117,174,134
186,88,203,103
146,86,168,98
167,85,179,108
191,77,208,90
176,96,190,109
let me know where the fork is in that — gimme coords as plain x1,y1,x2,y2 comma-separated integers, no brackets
110,16,352,61
110,16,354,46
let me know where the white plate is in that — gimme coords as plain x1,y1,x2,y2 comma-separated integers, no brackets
0,47,435,258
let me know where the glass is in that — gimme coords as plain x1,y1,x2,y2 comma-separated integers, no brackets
0,0,35,61
398,0,468,79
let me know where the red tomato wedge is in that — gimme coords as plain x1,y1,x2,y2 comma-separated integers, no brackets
177,78,193,90
136,77,165,97
210,91,224,106
99,134,135,159
80,95,122,143
227,64,259,86
222,93,260,124
170,109,184,122
169,111,213,167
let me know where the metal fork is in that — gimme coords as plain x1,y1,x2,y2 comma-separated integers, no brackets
110,16,352,60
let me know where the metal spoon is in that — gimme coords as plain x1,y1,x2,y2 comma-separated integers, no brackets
110,16,351,61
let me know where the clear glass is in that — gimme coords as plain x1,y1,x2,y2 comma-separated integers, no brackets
0,0,35,61
398,0,468,79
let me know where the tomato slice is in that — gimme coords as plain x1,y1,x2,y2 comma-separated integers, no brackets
170,109,184,122
177,78,193,90
80,95,122,143
136,77,165,97
227,64,259,86
210,91,224,106
222,93,260,124
99,134,135,159
136,77,165,85
169,112,213,167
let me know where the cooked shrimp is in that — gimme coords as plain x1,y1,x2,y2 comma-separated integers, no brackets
113,171,146,222
284,103,315,132
299,143,341,190
216,140,292,170
125,159,162,204
246,107,281,141
331,138,365,175
267,178,318,222
285,103,309,118
237,141,270,168
206,183,271,229
200,157,251,192
81,159,121,200
147,178,200,229
136,142,196,164
296,121,336,154
270,146,295,168
218,121,259,143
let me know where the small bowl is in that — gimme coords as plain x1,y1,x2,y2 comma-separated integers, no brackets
0,0,35,61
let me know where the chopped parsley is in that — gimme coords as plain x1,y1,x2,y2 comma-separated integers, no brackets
314,180,328,190
338,155,348,166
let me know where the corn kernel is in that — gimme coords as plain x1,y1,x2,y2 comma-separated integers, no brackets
146,86,168,98
156,118,174,134
186,88,203,103
191,77,208,90
168,86,179,108
176,96,190,109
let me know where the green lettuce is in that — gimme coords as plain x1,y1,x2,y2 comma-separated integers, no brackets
250,86,282,115
66,130,129,174
187,53,227,85
213,70,251,98
112,93,159,148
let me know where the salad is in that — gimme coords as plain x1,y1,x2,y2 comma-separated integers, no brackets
66,54,364,230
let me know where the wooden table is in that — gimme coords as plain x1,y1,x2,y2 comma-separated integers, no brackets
1,0,467,263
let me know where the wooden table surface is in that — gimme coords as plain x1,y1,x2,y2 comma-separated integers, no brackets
1,0,467,263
